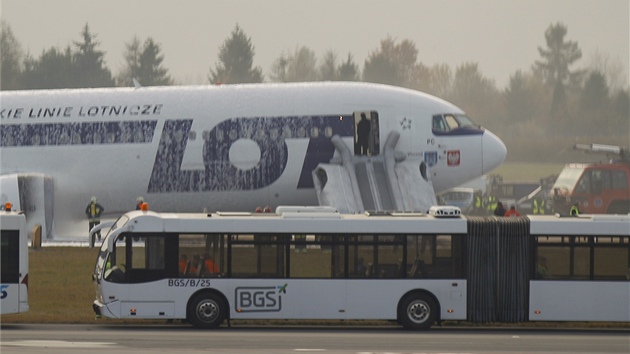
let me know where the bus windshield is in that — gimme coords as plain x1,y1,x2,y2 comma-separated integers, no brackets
553,166,585,192
95,215,129,278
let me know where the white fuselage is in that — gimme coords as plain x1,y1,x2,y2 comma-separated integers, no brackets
0,82,506,238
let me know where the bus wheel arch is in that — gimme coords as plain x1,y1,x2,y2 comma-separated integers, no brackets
186,289,229,329
397,290,440,330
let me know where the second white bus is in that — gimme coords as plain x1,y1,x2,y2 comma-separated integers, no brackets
0,208,29,315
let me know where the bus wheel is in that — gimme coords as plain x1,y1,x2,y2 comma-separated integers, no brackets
187,292,226,329
398,293,437,330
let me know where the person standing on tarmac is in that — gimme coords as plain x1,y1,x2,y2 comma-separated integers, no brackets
473,191,485,215
85,196,104,239
533,197,546,214
135,196,145,210
493,201,506,216
486,194,498,214
570,202,580,216
504,205,521,217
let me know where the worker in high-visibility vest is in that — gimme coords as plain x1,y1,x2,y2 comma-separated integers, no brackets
570,203,580,216
474,192,485,215
533,198,545,214
486,195,498,213
85,196,104,239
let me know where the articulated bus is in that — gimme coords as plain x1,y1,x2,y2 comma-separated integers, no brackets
0,208,29,315
91,206,630,329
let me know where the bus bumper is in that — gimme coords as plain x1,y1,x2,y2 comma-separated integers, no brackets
93,300,120,319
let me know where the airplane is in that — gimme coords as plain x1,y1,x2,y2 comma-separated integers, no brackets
0,81,506,239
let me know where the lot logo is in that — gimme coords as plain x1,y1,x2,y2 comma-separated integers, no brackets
235,284,287,312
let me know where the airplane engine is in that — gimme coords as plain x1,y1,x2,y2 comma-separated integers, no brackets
0,173,54,240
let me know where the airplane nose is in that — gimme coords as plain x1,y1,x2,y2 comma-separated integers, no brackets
481,130,507,174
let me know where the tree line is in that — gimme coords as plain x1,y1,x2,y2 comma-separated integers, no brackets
1,21,628,162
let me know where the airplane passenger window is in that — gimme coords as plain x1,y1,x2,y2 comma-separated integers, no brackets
311,127,319,138
297,127,306,138
229,129,237,140
59,132,69,144
283,126,292,138
325,126,333,138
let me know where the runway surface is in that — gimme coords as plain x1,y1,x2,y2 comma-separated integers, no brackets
1,324,629,354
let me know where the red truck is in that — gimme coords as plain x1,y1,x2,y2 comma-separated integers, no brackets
552,144,630,214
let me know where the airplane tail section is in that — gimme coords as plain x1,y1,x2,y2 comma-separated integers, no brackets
313,132,437,213
1,173,54,239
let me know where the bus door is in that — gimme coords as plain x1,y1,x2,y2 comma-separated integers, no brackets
105,233,179,319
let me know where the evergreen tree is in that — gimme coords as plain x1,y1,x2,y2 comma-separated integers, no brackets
138,38,172,86
580,71,609,111
118,37,172,86
535,23,582,119
1,21,24,90
337,53,360,81
22,47,74,89
72,23,114,87
117,36,142,86
209,24,263,84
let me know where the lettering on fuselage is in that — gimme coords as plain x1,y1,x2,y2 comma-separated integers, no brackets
0,104,163,120
0,115,354,192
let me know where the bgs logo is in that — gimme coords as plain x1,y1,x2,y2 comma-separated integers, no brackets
235,286,285,312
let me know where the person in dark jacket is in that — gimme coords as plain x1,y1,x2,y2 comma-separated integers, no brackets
493,201,506,216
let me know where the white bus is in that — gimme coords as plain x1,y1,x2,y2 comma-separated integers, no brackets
0,208,29,315
91,206,630,329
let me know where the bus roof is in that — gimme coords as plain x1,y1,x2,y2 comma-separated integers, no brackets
0,211,26,231
114,208,468,235
528,213,630,235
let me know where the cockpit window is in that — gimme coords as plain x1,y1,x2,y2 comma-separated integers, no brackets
432,115,447,131
432,114,477,132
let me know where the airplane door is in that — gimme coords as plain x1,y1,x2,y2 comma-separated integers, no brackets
353,111,379,156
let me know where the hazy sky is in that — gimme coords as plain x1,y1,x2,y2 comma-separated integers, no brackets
1,0,628,88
